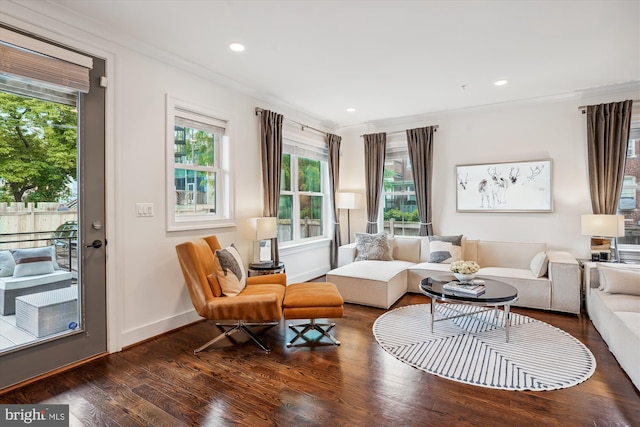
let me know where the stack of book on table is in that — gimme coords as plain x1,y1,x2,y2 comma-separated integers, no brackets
443,281,486,295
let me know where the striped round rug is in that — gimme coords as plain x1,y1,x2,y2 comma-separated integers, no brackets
372,304,596,391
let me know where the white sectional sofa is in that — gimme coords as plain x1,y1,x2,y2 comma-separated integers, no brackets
584,262,640,390
326,235,581,313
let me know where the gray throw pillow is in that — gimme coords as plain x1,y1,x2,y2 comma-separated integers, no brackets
428,235,463,263
354,232,393,261
11,247,56,278
0,250,15,277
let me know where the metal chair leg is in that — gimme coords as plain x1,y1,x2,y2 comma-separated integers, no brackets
195,320,272,354
287,319,341,347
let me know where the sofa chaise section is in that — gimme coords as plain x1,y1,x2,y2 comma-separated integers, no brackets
327,259,415,309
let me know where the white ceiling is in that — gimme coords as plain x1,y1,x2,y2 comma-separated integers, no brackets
42,0,640,127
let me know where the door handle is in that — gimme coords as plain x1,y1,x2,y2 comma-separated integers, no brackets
85,240,103,249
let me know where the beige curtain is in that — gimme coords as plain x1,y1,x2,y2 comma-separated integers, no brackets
363,133,386,234
586,100,633,214
407,126,435,236
260,110,284,264
327,133,342,268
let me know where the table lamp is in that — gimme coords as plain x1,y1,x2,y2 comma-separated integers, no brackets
250,217,278,266
581,214,625,262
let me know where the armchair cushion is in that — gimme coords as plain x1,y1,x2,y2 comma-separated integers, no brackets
213,244,246,297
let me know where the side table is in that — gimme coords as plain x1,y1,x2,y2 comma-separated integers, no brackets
248,262,285,277
577,259,600,312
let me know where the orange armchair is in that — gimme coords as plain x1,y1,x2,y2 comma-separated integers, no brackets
175,235,286,353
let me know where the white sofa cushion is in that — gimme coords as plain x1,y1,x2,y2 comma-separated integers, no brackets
597,264,640,295
393,237,421,263
594,291,640,313
0,270,73,291
477,241,546,269
529,251,549,278
330,260,414,281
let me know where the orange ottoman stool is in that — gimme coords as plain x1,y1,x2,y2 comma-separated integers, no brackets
283,282,344,347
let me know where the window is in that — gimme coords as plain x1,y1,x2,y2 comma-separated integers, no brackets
618,121,640,247
278,142,327,244
382,146,418,236
166,96,233,231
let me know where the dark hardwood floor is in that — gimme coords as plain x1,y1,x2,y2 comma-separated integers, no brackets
1,292,639,426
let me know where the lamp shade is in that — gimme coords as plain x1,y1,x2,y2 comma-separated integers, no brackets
581,214,625,237
336,192,361,210
253,217,278,240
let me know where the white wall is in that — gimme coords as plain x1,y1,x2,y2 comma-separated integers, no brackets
337,85,640,258
1,2,334,351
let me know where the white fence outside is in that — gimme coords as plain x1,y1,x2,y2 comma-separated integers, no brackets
0,203,77,249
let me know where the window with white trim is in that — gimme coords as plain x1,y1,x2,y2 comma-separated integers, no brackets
278,140,328,244
382,144,418,236
618,119,639,249
166,96,233,231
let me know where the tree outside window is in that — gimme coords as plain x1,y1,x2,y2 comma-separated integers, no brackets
278,152,325,243
0,92,77,203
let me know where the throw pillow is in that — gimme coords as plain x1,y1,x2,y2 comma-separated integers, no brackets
213,244,246,297
529,251,549,278
11,247,55,277
0,250,15,277
428,235,463,263
597,264,640,296
206,273,223,297
354,232,393,261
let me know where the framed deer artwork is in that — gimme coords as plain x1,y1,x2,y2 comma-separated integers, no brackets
455,159,553,212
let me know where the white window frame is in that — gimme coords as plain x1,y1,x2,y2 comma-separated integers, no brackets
279,138,329,246
165,95,234,231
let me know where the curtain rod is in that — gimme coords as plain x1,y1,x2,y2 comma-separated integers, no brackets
359,125,439,138
578,100,639,113
255,107,329,137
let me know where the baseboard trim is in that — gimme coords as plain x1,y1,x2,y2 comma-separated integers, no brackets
120,309,202,349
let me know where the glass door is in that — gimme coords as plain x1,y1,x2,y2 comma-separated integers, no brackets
0,45,107,390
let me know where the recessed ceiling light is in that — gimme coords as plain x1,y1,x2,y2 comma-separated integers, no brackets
229,43,245,52
494,79,508,86
346,107,356,112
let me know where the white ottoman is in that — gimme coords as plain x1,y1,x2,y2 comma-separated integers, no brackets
15,287,78,337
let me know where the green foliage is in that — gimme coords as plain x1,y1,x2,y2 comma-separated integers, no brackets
384,208,419,222
281,154,291,191
298,157,320,192
0,92,77,202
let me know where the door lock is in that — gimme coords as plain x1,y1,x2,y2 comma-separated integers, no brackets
85,240,103,249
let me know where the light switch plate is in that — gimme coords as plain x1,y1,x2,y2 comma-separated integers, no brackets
136,203,154,217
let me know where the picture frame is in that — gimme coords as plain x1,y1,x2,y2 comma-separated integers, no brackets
455,159,553,212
